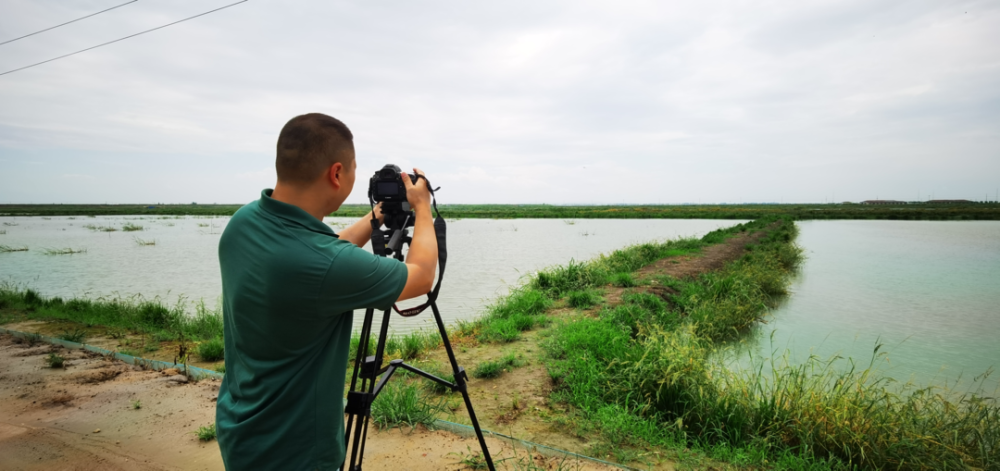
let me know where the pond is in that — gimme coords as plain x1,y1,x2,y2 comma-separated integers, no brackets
3,216,997,390
0,215,739,334
733,220,1000,392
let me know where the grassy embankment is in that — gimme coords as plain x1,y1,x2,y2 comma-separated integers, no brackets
431,217,996,470
3,202,1000,220
0,288,224,363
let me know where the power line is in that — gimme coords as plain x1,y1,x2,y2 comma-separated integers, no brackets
0,0,248,77
0,0,139,47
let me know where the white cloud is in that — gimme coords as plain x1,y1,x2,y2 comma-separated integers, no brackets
0,0,997,203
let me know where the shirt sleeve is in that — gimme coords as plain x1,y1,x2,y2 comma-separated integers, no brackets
321,244,408,313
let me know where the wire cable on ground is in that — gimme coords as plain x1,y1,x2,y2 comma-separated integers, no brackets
0,0,248,77
0,0,139,46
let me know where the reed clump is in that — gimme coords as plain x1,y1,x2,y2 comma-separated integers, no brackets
0,245,28,252
121,223,144,232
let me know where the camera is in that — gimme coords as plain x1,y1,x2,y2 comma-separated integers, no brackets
369,164,417,205
369,164,418,233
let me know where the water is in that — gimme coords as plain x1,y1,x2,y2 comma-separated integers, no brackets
4,216,997,390
736,220,1000,392
0,215,739,333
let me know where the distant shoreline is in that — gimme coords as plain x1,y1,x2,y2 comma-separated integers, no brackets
2,202,1000,220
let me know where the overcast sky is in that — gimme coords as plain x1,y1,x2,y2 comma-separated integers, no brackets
0,0,997,205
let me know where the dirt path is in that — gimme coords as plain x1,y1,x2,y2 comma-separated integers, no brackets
0,334,617,470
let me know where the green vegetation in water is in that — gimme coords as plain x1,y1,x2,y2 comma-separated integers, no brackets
133,237,156,246
0,230,7,235
121,223,144,232
0,285,223,343
194,423,216,441
0,245,28,252
41,247,87,255
370,380,445,430
83,224,117,232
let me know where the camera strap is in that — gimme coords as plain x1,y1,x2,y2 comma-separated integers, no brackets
393,175,446,317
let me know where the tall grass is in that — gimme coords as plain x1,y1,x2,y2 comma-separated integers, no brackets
538,219,999,469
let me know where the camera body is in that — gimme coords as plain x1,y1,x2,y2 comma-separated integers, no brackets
369,164,418,230
369,164,416,205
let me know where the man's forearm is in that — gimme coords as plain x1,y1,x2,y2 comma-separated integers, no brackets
338,211,377,248
405,204,437,275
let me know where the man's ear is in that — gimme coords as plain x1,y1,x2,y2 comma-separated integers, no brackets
328,162,344,190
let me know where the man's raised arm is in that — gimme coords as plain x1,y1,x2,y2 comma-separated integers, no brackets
397,169,437,301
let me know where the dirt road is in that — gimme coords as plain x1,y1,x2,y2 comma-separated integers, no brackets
0,334,617,471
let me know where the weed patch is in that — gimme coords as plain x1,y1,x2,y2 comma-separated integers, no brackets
370,381,444,430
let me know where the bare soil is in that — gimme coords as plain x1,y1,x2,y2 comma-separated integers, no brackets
0,334,616,471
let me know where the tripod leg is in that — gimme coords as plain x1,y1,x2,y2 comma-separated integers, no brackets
348,307,393,471
429,302,496,471
345,307,379,471
345,308,375,442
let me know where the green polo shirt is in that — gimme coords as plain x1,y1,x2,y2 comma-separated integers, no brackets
216,189,407,471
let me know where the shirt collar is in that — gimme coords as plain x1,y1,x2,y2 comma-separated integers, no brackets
257,189,337,237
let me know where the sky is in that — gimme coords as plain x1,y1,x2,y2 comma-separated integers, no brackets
0,0,998,205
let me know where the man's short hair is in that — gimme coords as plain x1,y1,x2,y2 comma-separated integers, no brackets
276,113,354,184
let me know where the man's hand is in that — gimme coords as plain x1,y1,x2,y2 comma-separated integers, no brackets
401,168,431,213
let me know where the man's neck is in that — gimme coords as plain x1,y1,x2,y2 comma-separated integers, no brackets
271,182,330,221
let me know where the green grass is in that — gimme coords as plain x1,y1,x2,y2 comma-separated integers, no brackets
348,330,441,362
46,352,65,368
0,283,223,342
472,353,526,379
194,423,216,441
370,381,445,430
0,245,28,252
131,399,142,410
121,223,144,232
197,337,225,361
566,289,602,309
58,327,87,343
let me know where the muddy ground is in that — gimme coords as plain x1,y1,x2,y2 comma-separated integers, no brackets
0,228,767,470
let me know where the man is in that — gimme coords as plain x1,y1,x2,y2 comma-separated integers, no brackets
216,113,437,470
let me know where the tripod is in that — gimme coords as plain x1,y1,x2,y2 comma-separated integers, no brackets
343,203,496,471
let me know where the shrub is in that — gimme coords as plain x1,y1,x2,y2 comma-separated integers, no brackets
46,352,65,368
197,337,225,362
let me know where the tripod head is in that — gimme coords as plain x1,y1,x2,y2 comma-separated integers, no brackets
369,204,412,261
